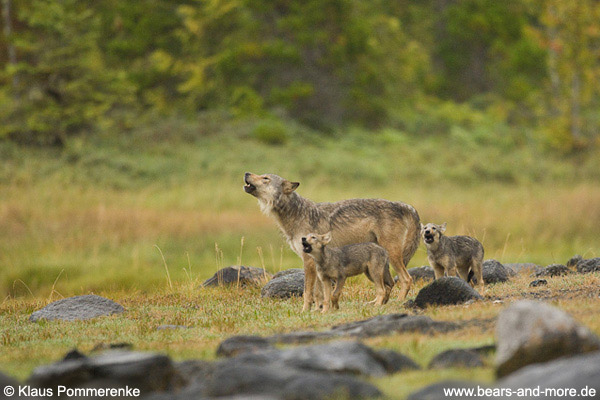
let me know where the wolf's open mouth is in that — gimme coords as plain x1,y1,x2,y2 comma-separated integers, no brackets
424,234,434,244
244,177,256,193
301,238,312,253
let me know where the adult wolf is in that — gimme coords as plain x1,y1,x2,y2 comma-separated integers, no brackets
243,172,420,311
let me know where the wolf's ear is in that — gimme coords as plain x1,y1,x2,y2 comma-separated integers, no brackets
440,222,447,233
282,180,300,194
321,232,332,244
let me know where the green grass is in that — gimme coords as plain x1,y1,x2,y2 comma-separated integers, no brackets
1,126,598,296
0,121,599,398
2,272,599,399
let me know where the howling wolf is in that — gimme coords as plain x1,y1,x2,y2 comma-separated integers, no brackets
243,172,420,311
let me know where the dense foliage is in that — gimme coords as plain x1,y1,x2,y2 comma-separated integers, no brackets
1,0,599,149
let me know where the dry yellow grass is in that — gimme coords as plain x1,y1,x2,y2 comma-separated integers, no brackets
1,270,599,400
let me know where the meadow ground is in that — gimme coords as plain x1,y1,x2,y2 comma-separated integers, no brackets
1,272,599,399
0,126,599,397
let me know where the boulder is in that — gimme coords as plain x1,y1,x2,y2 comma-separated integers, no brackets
407,380,483,400
566,255,583,268
414,277,482,308
27,350,185,395
481,259,511,284
216,336,274,358
496,351,600,400
272,268,303,279
223,314,459,346
1,371,26,399
533,264,571,278
203,362,380,400
372,349,420,373
576,258,600,274
428,349,484,369
29,295,125,322
495,300,600,377
202,266,271,287
261,270,304,299
331,313,459,337
231,341,389,377
503,263,538,274
407,266,435,282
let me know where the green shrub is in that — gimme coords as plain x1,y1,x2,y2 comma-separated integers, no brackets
251,120,290,145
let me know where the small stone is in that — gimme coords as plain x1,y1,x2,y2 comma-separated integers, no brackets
529,279,547,287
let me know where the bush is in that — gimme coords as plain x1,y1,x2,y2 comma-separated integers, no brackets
251,120,289,145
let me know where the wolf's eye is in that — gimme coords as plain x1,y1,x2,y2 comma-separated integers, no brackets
432,227,436,230
262,177,270,182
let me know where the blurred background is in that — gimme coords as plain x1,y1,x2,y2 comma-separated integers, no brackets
0,0,598,298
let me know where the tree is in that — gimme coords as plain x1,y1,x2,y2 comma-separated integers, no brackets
0,0,135,145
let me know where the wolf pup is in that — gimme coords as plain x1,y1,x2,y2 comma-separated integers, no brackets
244,172,420,312
301,232,394,312
421,222,484,290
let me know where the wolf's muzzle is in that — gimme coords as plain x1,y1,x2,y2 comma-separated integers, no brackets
243,173,257,194
301,237,312,253
424,233,434,244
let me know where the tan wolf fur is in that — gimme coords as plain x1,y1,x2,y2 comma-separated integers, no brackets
421,222,484,291
243,172,420,311
301,233,394,312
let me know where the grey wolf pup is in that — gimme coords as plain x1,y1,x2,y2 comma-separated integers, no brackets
243,172,420,311
301,233,394,312
421,222,484,290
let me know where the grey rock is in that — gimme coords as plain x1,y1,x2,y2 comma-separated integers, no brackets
534,264,571,278
272,268,303,279
567,255,583,268
372,349,420,373
529,279,547,287
202,266,271,287
269,330,335,344
495,300,600,377
217,336,274,358
428,349,484,369
261,270,304,299
496,351,600,400
503,263,538,274
224,314,458,347
407,380,483,400
232,341,388,377
27,350,185,395
1,371,27,399
481,260,511,284
414,277,483,308
576,258,600,274
29,295,124,322
408,266,435,282
331,313,459,337
204,363,380,400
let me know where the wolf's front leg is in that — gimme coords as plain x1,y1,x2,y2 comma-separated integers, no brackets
320,275,333,313
302,254,318,312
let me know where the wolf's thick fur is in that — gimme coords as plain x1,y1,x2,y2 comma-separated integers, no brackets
421,222,484,290
244,172,420,311
301,233,394,312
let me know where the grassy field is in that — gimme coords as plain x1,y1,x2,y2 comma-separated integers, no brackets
0,124,599,397
1,272,599,398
